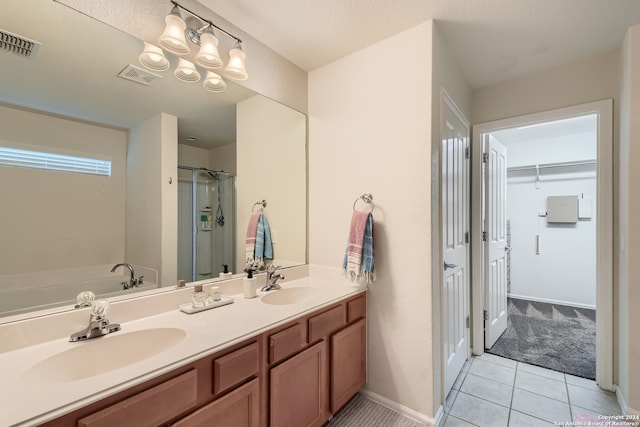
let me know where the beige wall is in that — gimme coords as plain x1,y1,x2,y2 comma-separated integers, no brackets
126,113,177,286
0,104,126,274
618,23,640,413
471,50,620,125
178,144,211,170
236,95,307,273
209,143,236,177
309,21,435,419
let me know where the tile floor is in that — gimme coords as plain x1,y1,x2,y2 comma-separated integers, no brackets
443,353,626,427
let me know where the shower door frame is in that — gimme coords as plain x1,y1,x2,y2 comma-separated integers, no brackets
178,165,233,282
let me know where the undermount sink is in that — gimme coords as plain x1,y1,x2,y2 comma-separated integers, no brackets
22,327,186,383
260,287,321,305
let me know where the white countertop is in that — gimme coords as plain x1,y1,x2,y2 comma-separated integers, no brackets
0,275,365,427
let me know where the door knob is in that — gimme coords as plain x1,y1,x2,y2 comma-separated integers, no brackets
444,261,458,271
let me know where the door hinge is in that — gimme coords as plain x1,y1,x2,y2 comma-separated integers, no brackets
483,310,489,321
482,231,488,241
465,147,470,159
466,315,470,328
465,231,469,243
482,152,489,163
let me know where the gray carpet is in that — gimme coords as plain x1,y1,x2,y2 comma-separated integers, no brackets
487,298,596,380
327,394,425,427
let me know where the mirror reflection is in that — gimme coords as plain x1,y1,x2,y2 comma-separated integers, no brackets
0,0,307,321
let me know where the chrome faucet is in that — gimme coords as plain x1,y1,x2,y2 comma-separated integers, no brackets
70,300,120,342
261,265,285,292
111,263,143,290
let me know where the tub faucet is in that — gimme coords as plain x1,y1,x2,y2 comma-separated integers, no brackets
70,300,120,342
261,265,285,292
111,263,143,290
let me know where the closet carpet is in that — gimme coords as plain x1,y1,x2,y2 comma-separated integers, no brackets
487,298,596,380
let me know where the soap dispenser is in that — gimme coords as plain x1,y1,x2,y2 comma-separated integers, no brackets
219,264,232,279
243,269,257,299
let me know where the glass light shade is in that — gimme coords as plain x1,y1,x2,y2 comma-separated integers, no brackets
175,58,201,82
195,29,223,70
158,6,190,56
203,71,227,93
138,42,170,71
223,43,248,81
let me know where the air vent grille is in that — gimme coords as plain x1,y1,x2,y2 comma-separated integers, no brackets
118,64,161,86
0,28,40,58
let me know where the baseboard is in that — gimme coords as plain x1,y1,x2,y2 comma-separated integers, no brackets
508,294,596,310
616,387,640,417
359,389,435,426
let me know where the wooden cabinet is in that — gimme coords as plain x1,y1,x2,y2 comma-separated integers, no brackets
269,341,327,427
268,293,367,426
330,318,367,412
173,378,259,427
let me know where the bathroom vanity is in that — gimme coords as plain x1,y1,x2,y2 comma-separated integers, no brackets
0,271,366,427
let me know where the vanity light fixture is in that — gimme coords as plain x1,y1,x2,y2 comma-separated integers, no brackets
157,4,190,56
138,42,170,71
139,0,248,93
175,58,201,82
203,71,227,92
224,41,248,81
188,22,224,70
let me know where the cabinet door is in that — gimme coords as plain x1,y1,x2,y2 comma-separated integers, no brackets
330,319,366,413
173,378,259,427
270,341,327,427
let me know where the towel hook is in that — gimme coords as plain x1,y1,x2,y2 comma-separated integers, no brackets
252,199,267,213
353,193,374,212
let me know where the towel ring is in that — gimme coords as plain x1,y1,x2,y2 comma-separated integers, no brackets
353,193,374,212
252,199,267,213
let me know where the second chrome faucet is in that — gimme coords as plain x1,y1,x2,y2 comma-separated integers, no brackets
261,265,285,292
111,263,144,290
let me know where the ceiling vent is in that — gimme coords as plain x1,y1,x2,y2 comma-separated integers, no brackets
117,64,161,86
0,28,41,58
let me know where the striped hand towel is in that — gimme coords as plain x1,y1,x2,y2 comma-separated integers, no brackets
342,211,375,284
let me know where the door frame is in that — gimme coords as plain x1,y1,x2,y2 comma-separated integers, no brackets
470,99,613,390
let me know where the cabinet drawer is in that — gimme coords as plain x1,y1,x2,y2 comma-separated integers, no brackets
347,295,366,322
308,305,345,343
77,369,197,427
269,323,304,364
173,378,260,427
213,342,260,395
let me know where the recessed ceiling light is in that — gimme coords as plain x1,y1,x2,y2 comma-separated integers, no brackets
186,136,198,142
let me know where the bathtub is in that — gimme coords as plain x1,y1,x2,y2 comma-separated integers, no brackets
0,273,157,319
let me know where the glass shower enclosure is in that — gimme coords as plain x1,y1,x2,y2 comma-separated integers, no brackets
177,166,235,282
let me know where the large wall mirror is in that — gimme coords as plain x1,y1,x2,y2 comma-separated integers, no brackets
0,0,307,322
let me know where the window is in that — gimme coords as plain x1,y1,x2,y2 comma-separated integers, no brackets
0,146,111,176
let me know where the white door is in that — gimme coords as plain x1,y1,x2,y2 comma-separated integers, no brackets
483,134,508,348
441,92,470,396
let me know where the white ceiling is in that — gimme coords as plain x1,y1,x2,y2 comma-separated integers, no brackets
199,0,640,88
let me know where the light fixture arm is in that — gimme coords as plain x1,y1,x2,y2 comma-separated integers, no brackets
170,0,242,44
